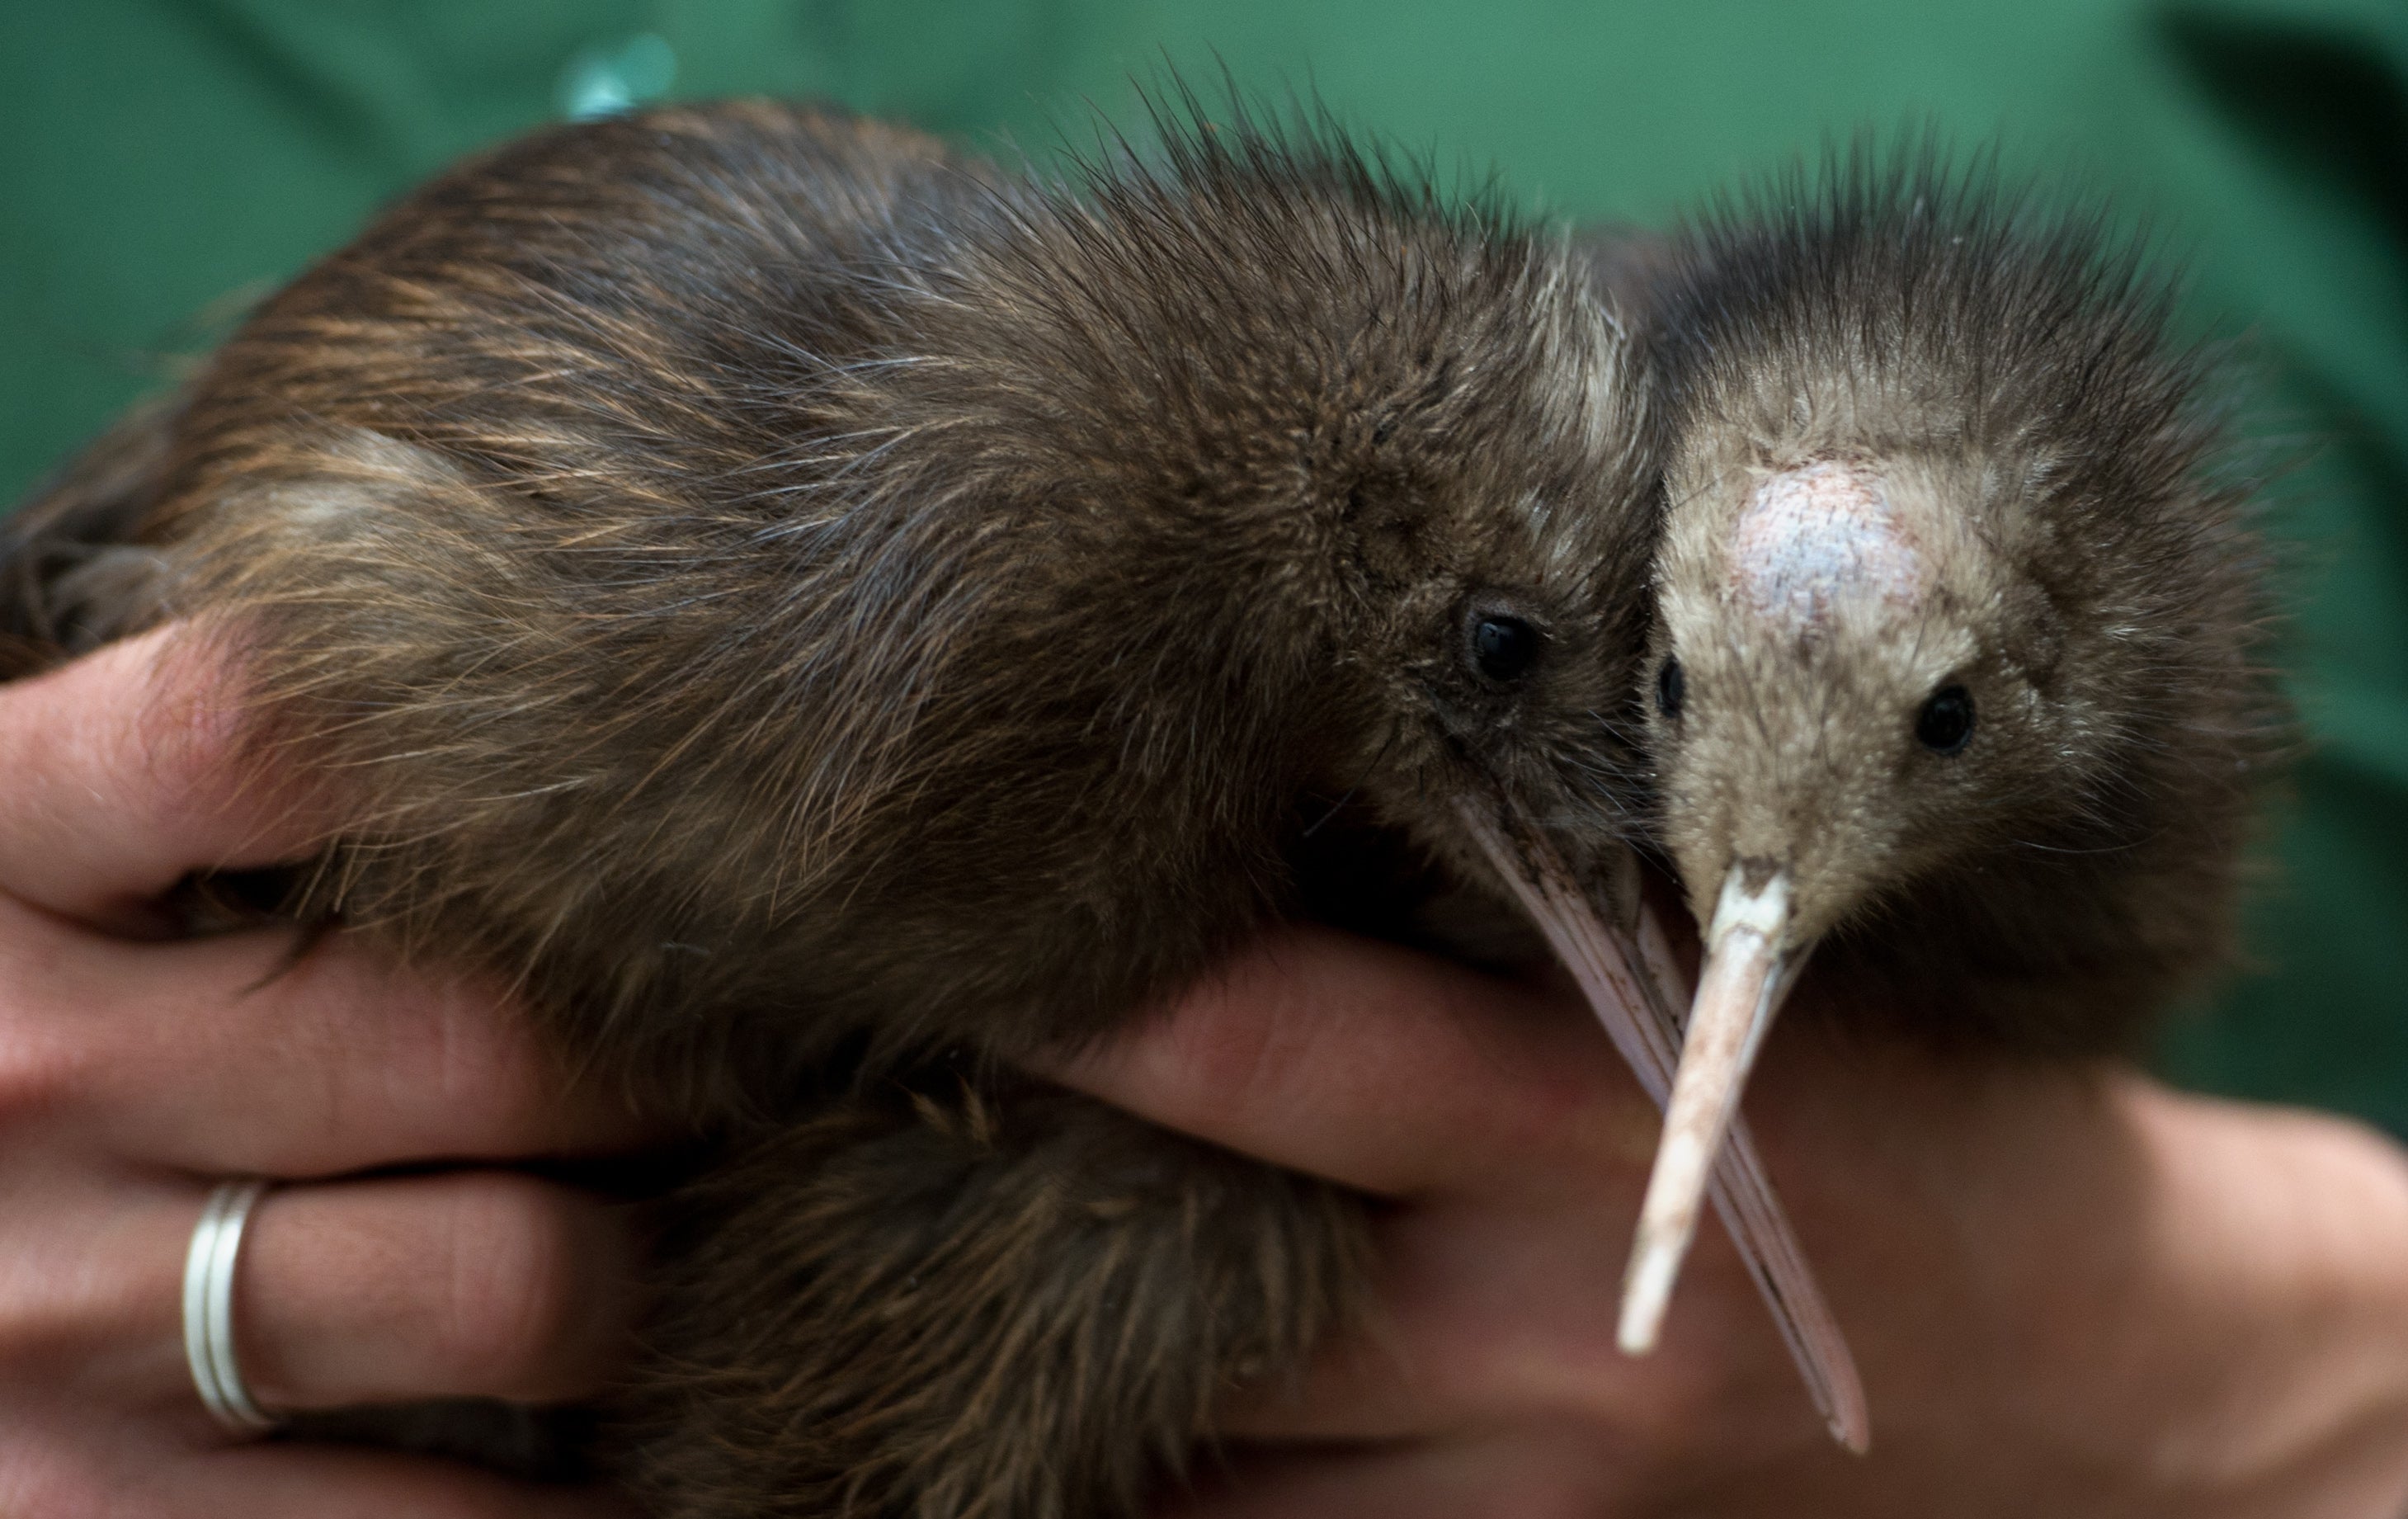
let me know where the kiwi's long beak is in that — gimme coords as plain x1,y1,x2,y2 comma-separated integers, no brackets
1452,804,1868,1452
1449,799,1680,1106
1619,863,1802,1354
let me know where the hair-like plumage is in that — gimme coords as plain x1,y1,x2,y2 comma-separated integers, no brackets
7,99,1661,1516
140,101,1652,1105
1642,141,2285,1053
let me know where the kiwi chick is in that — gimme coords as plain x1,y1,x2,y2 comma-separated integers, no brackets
1611,148,2286,1353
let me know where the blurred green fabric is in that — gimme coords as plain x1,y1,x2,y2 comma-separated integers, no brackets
2,1,2401,1125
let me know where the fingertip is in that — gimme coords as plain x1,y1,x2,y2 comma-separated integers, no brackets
426,1172,643,1403
1039,924,1629,1200
238,1172,642,1410
0,622,329,922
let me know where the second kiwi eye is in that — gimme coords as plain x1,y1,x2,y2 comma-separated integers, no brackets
1656,658,1685,719
1470,615,1539,682
1916,684,1976,755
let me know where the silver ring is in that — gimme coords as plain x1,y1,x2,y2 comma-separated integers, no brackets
181,1179,280,1434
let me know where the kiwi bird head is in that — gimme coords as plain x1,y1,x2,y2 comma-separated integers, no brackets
1616,147,2273,1352
888,117,1671,974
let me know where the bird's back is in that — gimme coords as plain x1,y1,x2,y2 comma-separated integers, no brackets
89,106,1049,1110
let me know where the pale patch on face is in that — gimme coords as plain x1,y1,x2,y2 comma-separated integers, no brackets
1728,460,1927,629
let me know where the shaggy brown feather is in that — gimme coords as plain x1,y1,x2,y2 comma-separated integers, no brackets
6,100,1658,1516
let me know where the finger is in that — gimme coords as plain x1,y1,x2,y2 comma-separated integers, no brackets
1161,1434,1633,1519
0,1169,200,1408
1209,1196,1786,1451
1040,925,1660,1200
0,896,657,1172
233,1172,640,1409
0,623,326,928
0,1408,635,1519
164,1444,637,1519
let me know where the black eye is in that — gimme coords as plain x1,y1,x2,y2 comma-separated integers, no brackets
1656,658,1685,719
1916,684,1976,755
1470,615,1540,683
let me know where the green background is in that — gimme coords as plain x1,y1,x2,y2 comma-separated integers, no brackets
3,1,2401,1125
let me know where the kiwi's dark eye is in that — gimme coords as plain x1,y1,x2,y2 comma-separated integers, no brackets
1656,658,1685,720
1916,684,1976,755
1469,615,1540,683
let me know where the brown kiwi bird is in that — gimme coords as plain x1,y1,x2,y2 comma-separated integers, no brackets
0,98,1867,1515
1608,148,2283,1352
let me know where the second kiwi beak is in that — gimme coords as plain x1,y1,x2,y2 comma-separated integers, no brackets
1619,861,1802,1354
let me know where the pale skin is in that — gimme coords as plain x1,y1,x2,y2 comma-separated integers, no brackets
4,625,2407,1517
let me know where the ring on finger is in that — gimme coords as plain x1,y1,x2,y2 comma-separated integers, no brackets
182,1178,282,1435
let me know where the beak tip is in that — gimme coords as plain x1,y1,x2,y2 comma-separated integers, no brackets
1616,1238,1680,1355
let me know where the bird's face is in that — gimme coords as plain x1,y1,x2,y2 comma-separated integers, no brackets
1306,295,1661,918
1253,261,1686,1113
1612,439,2084,1341
1651,447,2064,956
955,160,1665,985
1350,512,1656,881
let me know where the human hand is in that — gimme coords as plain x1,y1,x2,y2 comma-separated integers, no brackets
1056,925,2408,1517
0,625,653,1517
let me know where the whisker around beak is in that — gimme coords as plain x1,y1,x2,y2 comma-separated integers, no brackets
1453,804,1866,1451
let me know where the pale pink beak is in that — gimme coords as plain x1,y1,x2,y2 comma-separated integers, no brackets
1452,805,1865,1451
1620,864,1799,1355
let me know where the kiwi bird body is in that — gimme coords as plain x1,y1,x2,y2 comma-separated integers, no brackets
1614,153,2283,1351
4,101,1864,1512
